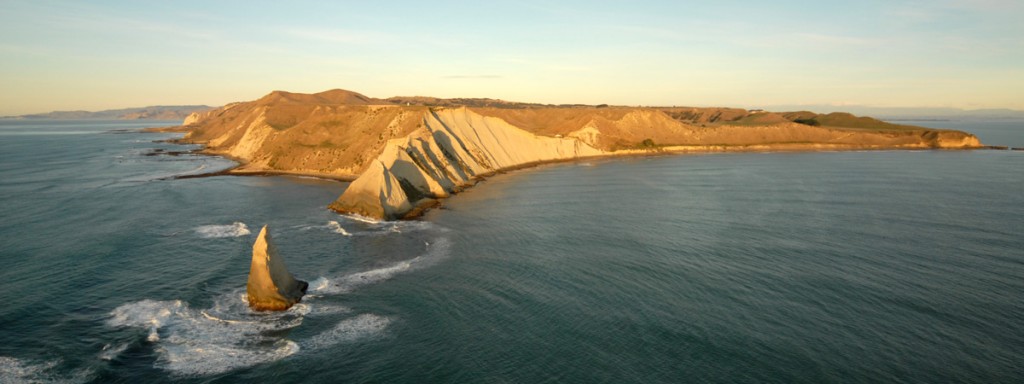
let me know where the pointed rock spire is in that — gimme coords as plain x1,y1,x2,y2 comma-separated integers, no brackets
246,225,308,311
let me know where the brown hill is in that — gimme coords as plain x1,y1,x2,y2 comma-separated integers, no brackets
255,89,391,106
781,111,920,130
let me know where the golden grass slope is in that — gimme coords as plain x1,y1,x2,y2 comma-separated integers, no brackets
178,89,423,179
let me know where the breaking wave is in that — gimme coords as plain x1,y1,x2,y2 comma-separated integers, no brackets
338,213,381,225
105,282,401,376
326,221,352,236
106,294,307,376
335,215,444,236
194,222,250,238
100,232,450,376
311,236,450,294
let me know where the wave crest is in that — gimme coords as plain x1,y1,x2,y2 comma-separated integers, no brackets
312,237,450,294
105,292,389,376
194,222,250,238
106,296,304,376
302,314,391,351
327,221,352,236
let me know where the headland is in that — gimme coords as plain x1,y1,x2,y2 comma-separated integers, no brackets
162,89,983,220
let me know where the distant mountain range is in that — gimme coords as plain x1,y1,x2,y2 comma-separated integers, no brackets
3,105,213,120
758,105,1024,121
8,103,1021,122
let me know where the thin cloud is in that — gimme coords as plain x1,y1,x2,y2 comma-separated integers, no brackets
282,27,392,44
441,75,503,79
607,23,876,51
943,0,1023,11
26,7,221,43
790,33,875,47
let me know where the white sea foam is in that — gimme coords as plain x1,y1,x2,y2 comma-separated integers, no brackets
155,339,299,377
106,294,306,376
336,213,449,236
99,342,130,361
384,220,437,234
0,356,58,383
100,234,449,376
296,221,354,236
301,314,390,351
312,236,450,294
324,261,413,294
368,220,442,237
194,222,250,238
0,356,91,384
306,304,353,316
308,277,332,292
326,221,352,236
341,213,381,225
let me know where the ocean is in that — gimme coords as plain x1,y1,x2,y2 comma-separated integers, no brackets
1,119,1022,383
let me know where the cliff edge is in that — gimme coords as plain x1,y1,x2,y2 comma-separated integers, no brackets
328,107,604,219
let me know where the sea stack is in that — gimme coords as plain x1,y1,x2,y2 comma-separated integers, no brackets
246,225,308,311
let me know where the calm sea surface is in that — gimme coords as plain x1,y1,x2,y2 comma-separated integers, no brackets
1,119,1022,383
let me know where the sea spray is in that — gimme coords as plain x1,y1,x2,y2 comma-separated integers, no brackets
327,221,352,236
106,295,305,376
300,314,391,351
311,236,450,294
194,222,251,238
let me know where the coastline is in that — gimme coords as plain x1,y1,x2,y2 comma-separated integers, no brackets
171,168,354,182
150,91,988,221
345,142,993,220
148,122,992,221
137,126,355,182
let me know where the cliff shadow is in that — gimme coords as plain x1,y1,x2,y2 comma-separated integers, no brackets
389,157,435,201
405,143,458,191
430,130,473,181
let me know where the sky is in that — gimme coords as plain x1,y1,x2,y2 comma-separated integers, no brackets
1,0,1022,115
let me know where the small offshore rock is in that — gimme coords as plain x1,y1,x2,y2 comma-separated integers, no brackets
246,225,308,311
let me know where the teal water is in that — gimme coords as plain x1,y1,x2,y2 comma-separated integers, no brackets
1,120,1022,383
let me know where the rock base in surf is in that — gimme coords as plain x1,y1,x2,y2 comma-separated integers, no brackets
246,225,308,311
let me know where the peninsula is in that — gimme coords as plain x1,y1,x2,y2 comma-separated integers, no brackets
166,89,982,220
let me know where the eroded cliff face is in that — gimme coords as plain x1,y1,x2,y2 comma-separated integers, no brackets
328,107,605,219
177,89,983,220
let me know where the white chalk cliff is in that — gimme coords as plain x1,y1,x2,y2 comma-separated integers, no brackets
328,108,604,219
247,225,308,311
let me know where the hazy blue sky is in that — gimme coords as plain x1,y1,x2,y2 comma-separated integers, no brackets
1,0,1021,114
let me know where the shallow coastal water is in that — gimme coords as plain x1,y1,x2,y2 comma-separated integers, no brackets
1,120,1022,383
